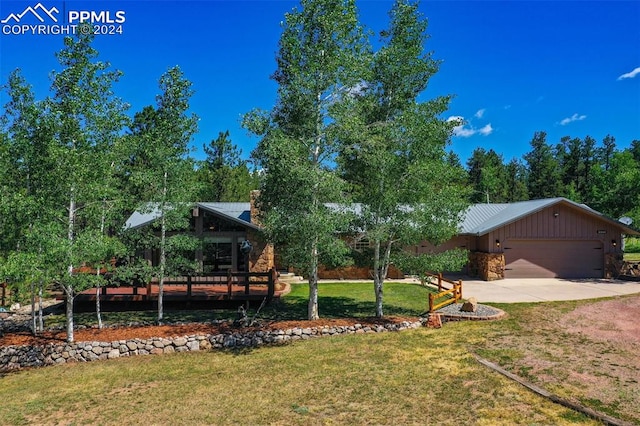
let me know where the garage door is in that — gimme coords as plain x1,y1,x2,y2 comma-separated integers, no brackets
504,240,603,279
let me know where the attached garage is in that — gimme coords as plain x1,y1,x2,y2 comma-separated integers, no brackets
503,239,604,279
451,198,640,280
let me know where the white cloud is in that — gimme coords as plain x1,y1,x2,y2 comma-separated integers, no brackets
559,113,587,126
478,124,493,136
474,108,485,119
617,67,640,80
448,116,493,137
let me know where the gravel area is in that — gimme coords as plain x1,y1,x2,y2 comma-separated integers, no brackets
436,302,506,320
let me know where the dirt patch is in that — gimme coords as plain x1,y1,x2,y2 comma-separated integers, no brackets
559,296,640,348
0,316,417,347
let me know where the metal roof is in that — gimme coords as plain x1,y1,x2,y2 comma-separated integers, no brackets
460,197,639,236
197,202,259,230
125,198,639,236
124,202,258,231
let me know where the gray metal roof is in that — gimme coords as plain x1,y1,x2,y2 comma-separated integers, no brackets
125,198,638,236
124,203,165,229
460,197,639,235
197,202,258,230
124,202,258,231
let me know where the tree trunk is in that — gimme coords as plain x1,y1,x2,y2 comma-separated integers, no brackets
30,280,36,336
96,268,102,329
66,188,76,343
373,239,393,318
373,240,384,318
37,280,43,332
158,170,168,324
65,287,74,343
308,244,319,320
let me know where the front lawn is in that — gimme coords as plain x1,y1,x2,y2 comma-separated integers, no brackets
3,283,638,424
44,281,434,328
271,281,432,320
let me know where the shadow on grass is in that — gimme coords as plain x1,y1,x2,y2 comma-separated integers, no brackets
262,295,424,321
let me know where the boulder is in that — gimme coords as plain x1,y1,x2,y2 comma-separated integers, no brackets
460,297,478,313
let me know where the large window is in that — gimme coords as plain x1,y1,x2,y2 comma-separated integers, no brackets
202,212,247,232
202,237,233,272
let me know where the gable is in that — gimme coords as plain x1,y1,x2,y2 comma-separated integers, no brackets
460,198,639,237
125,202,258,231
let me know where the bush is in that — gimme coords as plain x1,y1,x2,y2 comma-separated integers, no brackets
624,237,640,253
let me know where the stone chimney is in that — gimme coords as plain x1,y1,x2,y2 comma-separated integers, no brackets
250,190,261,226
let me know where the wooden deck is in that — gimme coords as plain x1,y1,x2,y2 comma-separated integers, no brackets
72,270,283,309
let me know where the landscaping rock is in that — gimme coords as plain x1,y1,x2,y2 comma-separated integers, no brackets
461,297,478,313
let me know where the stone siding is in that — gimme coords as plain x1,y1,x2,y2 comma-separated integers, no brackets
247,191,275,273
247,230,274,273
468,252,505,281
604,253,624,279
317,265,404,280
0,320,425,371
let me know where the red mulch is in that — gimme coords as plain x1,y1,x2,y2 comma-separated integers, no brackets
0,316,418,347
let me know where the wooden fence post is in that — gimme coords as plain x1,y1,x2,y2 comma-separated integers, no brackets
438,273,443,292
268,268,276,299
429,293,434,313
227,270,233,299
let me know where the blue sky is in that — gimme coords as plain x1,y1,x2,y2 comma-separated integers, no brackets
1,0,639,166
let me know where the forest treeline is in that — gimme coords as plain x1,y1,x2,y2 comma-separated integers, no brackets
464,132,640,224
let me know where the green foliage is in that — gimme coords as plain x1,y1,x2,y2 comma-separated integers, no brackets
393,248,468,276
524,131,563,199
123,66,199,322
245,0,367,319
196,130,258,201
624,237,640,253
336,0,469,317
467,148,509,203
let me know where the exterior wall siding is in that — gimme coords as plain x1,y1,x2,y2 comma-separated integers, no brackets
486,204,623,256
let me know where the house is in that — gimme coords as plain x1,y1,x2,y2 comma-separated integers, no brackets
124,194,275,275
125,196,638,281
413,198,639,280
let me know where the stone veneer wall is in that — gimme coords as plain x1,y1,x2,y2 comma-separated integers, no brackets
604,253,624,279
317,265,404,280
247,190,274,273
0,320,424,371
247,229,274,273
468,252,505,281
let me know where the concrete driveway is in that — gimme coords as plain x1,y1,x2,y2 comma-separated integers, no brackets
460,278,640,303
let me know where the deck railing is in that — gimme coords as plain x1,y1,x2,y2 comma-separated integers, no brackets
145,268,278,301
93,268,278,302
425,272,463,312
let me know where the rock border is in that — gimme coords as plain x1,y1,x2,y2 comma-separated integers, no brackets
436,302,507,322
0,320,425,371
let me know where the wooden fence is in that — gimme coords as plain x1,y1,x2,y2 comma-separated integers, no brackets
144,268,278,301
425,272,463,312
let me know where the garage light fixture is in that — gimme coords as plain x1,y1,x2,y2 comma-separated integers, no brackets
553,212,559,218
495,239,501,247
611,239,617,247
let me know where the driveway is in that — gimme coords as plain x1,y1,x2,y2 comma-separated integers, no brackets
460,278,640,303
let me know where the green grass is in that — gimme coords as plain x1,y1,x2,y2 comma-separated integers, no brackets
0,321,598,425
623,252,640,261
45,282,434,328
3,283,639,425
271,281,432,319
